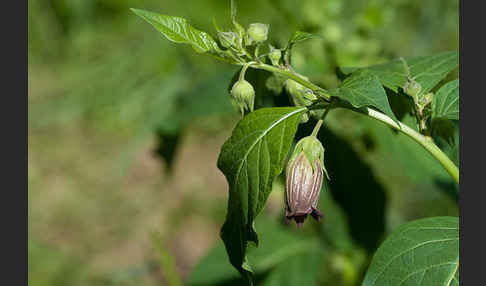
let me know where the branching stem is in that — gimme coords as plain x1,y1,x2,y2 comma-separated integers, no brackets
246,62,459,185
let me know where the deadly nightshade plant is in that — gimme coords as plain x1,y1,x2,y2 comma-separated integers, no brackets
132,1,459,285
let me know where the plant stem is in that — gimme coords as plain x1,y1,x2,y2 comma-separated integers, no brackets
239,62,253,81
361,108,459,184
311,119,323,137
247,62,459,185
249,63,330,99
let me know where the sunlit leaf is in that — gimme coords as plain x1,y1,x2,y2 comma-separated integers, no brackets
218,107,307,280
363,216,459,286
340,51,458,96
131,9,220,53
329,72,398,122
432,80,459,120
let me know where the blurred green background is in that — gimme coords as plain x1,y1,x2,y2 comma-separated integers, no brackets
28,0,459,285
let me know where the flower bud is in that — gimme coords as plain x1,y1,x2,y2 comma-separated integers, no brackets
246,23,269,45
404,79,422,101
218,31,238,48
231,79,255,115
285,78,317,123
285,136,329,227
268,46,282,66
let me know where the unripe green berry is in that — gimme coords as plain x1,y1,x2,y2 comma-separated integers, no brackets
231,79,255,115
247,23,269,45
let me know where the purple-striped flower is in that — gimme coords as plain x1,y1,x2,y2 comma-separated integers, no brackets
285,136,329,227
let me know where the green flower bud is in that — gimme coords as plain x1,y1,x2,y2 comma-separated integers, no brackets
231,79,255,115
285,136,329,227
218,31,238,48
404,79,422,101
268,46,282,66
285,78,317,123
246,23,269,45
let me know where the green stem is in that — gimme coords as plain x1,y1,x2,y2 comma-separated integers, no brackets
311,119,323,137
239,62,253,81
247,62,459,185
361,108,459,184
249,63,329,99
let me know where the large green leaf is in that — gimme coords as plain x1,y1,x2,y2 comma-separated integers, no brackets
329,72,398,122
217,107,307,280
131,9,220,53
433,80,459,120
340,51,458,95
363,216,459,286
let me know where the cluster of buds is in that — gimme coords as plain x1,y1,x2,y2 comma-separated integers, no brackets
403,77,434,133
285,135,329,227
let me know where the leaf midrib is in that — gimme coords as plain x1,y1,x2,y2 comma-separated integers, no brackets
233,108,305,204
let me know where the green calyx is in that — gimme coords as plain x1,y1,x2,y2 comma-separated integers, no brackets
231,79,255,115
288,136,329,179
247,23,269,45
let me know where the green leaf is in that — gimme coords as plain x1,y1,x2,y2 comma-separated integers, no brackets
131,9,220,53
187,218,319,286
329,72,398,122
260,251,324,286
433,80,459,120
340,51,458,95
288,31,323,47
218,107,307,279
363,216,459,286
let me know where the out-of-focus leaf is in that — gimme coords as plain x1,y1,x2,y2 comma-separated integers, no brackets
187,219,320,286
218,107,307,279
312,124,387,253
266,75,286,95
432,79,459,120
329,72,398,122
260,251,324,286
340,51,458,95
363,216,459,286
131,9,220,54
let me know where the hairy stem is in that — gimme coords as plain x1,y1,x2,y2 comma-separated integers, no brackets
248,63,459,185
249,63,330,99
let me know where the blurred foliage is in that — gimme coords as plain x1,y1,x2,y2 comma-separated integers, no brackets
29,0,458,285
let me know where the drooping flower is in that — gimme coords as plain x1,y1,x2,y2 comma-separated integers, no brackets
285,136,329,227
